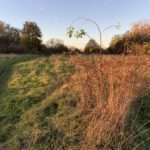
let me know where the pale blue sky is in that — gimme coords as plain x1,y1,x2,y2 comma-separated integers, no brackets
0,0,149,48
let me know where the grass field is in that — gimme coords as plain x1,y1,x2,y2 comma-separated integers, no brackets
0,54,149,150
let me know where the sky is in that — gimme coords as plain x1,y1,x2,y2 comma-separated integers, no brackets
0,0,149,48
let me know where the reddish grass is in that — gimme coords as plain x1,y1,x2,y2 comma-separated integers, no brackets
70,55,150,149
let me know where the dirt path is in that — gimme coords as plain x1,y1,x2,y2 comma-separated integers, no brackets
0,54,20,58
0,54,38,58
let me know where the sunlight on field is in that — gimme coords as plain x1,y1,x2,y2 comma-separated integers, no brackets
0,55,149,149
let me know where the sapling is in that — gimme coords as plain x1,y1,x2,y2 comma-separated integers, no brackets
67,17,121,54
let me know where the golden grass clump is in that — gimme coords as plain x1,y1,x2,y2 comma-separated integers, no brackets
70,55,150,149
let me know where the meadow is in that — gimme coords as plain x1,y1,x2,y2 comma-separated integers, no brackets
0,54,149,150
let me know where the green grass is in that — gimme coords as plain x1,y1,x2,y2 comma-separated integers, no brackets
133,95,150,149
0,55,149,150
0,55,80,150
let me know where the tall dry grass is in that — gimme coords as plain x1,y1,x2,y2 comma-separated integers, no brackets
70,55,150,149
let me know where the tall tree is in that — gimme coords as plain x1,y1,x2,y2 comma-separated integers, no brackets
21,21,42,51
0,21,5,34
46,38,64,48
131,20,150,42
108,19,150,54
8,27,20,44
46,38,68,53
84,39,100,53
0,21,9,46
0,21,20,47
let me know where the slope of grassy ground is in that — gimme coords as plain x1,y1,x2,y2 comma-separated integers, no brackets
0,55,149,150
0,55,80,149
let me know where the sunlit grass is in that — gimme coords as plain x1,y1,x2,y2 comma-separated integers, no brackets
0,54,149,150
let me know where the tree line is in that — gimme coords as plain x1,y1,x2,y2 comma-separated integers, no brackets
107,20,150,54
0,20,149,55
0,20,81,54
0,21,42,53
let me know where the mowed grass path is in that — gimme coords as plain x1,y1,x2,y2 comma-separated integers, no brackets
0,55,149,150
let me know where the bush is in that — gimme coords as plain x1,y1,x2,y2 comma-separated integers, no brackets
67,47,81,55
142,42,150,54
70,56,149,149
84,39,101,54
0,45,5,53
40,44,69,55
108,20,150,55
127,42,150,55
3,44,29,54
